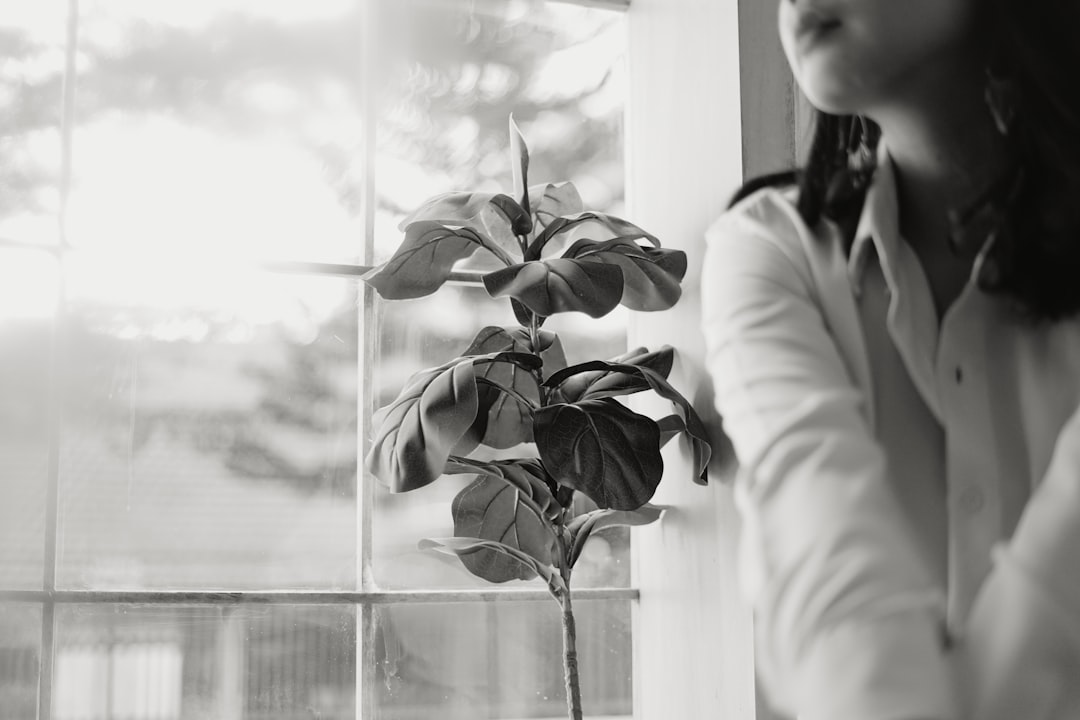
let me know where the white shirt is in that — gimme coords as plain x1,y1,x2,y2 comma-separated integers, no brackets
701,148,1080,720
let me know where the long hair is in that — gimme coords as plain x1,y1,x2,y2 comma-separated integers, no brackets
730,0,1080,323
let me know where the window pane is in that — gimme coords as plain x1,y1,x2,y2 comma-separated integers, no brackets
0,2,65,245
67,0,367,263
375,599,631,719
57,257,357,590
0,603,40,720
54,604,355,720
0,249,58,589
370,1,630,591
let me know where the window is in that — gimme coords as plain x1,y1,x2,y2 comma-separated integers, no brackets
1,1,642,718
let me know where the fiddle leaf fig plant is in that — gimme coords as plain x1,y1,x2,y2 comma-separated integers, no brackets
363,116,710,720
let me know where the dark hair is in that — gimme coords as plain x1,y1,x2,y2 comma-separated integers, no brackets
730,0,1080,323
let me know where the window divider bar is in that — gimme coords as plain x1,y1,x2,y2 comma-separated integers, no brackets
39,3,80,719
357,0,378,713
1,588,638,605
549,0,630,11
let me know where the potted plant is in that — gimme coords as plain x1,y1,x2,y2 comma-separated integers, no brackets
363,116,710,720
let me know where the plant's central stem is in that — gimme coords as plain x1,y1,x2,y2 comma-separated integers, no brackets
560,589,583,720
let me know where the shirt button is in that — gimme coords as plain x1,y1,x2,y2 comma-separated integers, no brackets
959,487,985,513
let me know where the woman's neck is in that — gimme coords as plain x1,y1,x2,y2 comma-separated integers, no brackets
870,53,1010,256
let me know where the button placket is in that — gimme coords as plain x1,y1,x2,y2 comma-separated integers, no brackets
939,293,1002,628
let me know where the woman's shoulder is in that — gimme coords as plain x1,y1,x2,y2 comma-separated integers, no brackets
705,181,825,287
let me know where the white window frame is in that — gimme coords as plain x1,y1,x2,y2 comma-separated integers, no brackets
625,1,801,718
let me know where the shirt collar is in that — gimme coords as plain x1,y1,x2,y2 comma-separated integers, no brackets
848,140,902,294
846,141,1001,296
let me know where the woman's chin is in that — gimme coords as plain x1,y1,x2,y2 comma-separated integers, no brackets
796,73,868,117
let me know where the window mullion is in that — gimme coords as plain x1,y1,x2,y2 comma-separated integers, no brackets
357,0,379,717
39,2,80,720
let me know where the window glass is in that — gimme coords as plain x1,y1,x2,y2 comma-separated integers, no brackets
0,603,40,720
375,599,631,719
54,604,355,720
0,249,57,589
0,1,65,244
371,0,631,592
57,258,358,590
67,0,368,263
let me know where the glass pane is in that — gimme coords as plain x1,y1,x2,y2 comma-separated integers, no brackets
376,599,631,719
57,256,357,590
370,0,630,591
0,249,58,589
67,0,367,263
0,603,41,720
54,604,355,720
0,1,66,244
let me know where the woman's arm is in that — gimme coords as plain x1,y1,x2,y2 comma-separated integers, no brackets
963,402,1080,720
702,194,958,720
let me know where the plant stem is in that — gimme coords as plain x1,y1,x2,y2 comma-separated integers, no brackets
560,587,583,720
527,308,549,404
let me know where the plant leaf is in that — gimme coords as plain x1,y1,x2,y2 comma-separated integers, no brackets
528,182,584,238
483,259,623,318
548,347,675,404
397,191,498,230
526,211,659,261
448,475,558,582
567,504,664,567
419,537,560,588
568,237,687,311
490,194,532,238
396,191,526,261
463,326,568,448
509,114,532,234
444,457,562,520
365,352,541,492
363,221,505,300
534,398,663,510
543,356,711,484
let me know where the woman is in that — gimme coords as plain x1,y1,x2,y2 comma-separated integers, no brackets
701,1,1080,718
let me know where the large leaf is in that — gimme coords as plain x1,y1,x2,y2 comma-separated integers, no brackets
544,358,711,484
567,504,664,567
448,475,558,583
365,353,541,492
398,191,498,229
528,182,584,240
444,457,563,520
397,191,527,258
463,326,568,448
363,221,510,300
526,211,659,261
483,259,623,318
509,115,532,234
549,347,675,404
534,398,663,510
568,237,688,311
419,537,563,592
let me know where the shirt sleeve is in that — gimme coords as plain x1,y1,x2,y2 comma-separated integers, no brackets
962,402,1080,720
700,194,958,720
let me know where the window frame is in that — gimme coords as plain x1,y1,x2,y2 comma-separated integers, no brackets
624,1,803,718
0,1,641,719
